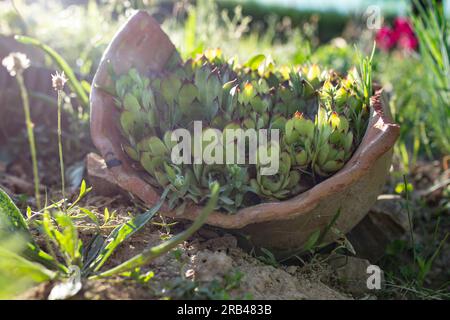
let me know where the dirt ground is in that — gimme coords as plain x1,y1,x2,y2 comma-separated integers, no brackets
3,154,449,300
18,219,353,300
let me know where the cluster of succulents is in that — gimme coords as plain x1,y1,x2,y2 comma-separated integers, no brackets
106,49,371,213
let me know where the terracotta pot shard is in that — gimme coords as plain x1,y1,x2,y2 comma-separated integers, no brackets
90,11,400,254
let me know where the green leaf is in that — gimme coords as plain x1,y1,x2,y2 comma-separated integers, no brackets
395,182,413,194
68,180,92,210
81,80,91,94
42,212,82,266
259,247,278,267
15,35,89,109
79,208,99,225
0,188,58,269
148,137,169,157
26,207,32,219
244,54,266,70
81,234,104,274
317,208,341,246
139,271,155,283
0,235,55,298
184,7,198,58
0,244,56,283
0,187,29,234
123,93,141,112
303,229,321,252
103,207,110,225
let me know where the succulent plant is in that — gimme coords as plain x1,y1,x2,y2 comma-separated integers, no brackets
284,111,315,168
237,81,272,130
107,50,371,213
311,108,354,177
250,144,301,199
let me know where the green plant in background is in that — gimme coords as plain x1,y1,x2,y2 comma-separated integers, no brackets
311,40,359,74
1,0,121,78
7,35,94,175
2,52,41,210
164,0,314,65
380,177,450,299
410,0,450,155
376,52,428,171
375,1,450,170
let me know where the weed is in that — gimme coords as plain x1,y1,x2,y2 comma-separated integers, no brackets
2,53,41,209
0,181,219,299
52,71,68,208
379,176,449,299
410,0,450,154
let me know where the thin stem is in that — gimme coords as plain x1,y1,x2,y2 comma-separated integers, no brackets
43,230,60,268
16,73,41,209
403,175,416,264
57,90,66,210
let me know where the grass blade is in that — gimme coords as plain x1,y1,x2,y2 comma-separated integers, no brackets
81,234,104,275
88,188,169,273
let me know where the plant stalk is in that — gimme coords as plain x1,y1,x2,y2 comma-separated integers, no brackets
57,90,66,209
16,73,41,210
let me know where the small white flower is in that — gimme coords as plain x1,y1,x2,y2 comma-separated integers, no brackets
51,71,68,91
2,52,30,76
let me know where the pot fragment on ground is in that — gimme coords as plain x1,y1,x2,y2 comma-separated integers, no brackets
86,152,127,196
347,194,410,262
328,255,384,297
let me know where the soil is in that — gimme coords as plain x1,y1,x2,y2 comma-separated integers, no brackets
3,148,448,300
17,219,351,300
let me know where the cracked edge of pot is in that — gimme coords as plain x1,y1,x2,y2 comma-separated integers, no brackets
89,10,401,230
90,11,176,210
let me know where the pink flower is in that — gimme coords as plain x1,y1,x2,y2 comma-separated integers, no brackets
394,18,415,37
393,17,418,51
376,18,419,52
397,33,419,51
376,27,397,51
